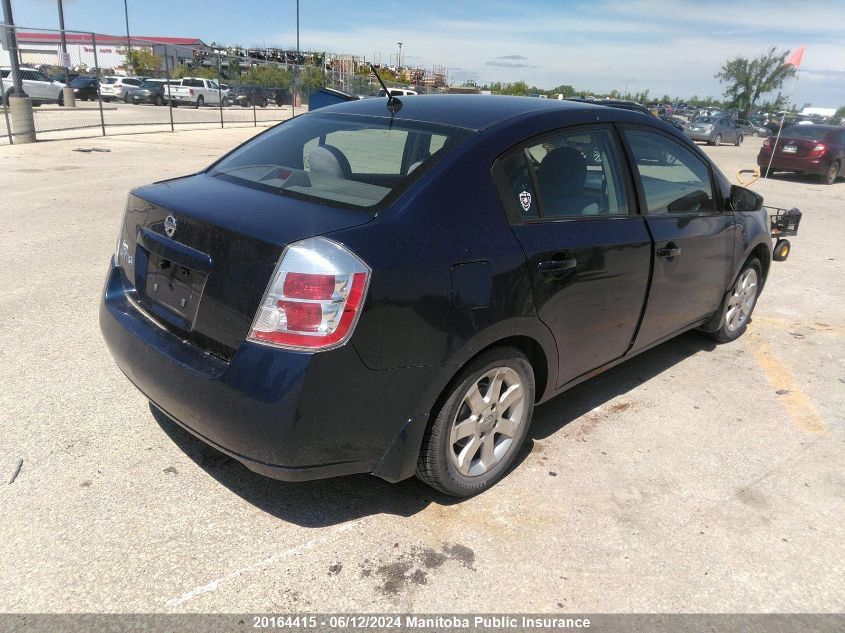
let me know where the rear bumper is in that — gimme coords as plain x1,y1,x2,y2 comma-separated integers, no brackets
686,131,714,142
757,153,829,175
99,265,436,482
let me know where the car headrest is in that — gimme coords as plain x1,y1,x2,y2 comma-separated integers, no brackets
307,144,351,178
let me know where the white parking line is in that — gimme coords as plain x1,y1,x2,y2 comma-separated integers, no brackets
165,520,363,607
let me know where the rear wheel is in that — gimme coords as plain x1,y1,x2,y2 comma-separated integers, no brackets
710,259,762,343
735,134,743,146
261,98,269,108
123,93,132,103
416,347,535,497
195,95,204,108
154,94,164,106
57,91,64,106
823,160,840,185
711,134,722,146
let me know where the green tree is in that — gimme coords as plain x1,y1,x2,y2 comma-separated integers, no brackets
715,47,796,117
128,48,162,74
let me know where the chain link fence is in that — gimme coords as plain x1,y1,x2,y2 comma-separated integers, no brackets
1,24,456,145
0,25,325,145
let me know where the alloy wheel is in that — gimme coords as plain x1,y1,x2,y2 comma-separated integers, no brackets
725,268,758,332
448,366,526,477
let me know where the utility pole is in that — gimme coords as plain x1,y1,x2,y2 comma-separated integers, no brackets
295,0,300,109
397,42,402,69
1,0,24,96
123,0,132,74
56,0,75,105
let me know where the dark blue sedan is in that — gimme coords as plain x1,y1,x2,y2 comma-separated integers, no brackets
101,95,773,496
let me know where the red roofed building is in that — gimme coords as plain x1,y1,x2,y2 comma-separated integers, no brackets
3,32,210,74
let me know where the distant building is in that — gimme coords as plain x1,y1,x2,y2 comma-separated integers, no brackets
2,32,210,74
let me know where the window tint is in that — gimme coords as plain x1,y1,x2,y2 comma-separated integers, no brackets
208,81,218,90
212,113,471,209
624,129,715,215
506,128,628,219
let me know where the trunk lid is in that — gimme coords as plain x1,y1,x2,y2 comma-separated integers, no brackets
117,172,375,359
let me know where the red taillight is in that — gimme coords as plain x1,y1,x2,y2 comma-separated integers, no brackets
808,143,828,157
283,272,335,300
249,237,371,351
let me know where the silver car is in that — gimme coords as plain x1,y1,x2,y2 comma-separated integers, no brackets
684,116,743,146
736,119,770,138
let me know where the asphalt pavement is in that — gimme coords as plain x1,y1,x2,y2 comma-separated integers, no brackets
0,130,842,613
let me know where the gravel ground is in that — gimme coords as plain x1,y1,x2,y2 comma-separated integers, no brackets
0,130,842,613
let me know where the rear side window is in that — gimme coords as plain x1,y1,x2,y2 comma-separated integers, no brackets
210,113,472,209
623,129,715,215
500,128,629,220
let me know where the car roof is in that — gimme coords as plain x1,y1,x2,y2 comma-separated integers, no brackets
318,94,613,131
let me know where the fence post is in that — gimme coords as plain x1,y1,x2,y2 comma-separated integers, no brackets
163,44,174,132
0,62,12,144
251,64,257,127
216,54,224,129
91,32,106,137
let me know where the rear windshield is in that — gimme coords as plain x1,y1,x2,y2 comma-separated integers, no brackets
103,77,118,84
782,125,832,141
70,77,95,87
210,113,473,209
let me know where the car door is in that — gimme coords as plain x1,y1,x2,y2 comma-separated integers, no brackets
620,127,735,351
494,125,652,387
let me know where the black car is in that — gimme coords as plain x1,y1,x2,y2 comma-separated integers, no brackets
127,79,175,106
228,85,271,107
70,76,99,101
101,95,775,497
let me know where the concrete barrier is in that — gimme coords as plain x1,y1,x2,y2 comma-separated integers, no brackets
9,96,36,143
62,87,76,108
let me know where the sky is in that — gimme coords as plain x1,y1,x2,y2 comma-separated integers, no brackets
11,0,845,107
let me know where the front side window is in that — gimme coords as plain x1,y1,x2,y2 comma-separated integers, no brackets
624,129,716,215
501,128,629,220
210,113,472,209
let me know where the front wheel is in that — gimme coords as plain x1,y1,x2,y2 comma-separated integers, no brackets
823,160,840,185
710,259,762,343
711,134,722,146
416,347,535,497
154,94,164,106
735,134,743,146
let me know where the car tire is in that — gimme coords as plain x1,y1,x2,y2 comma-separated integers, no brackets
57,91,64,106
261,98,268,108
710,258,762,344
752,131,758,137
245,98,252,108
416,347,535,497
735,134,743,146
196,95,204,108
711,134,722,146
154,94,164,106
222,97,229,107
124,93,132,104
823,160,840,185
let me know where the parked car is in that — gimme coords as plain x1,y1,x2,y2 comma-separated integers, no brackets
273,87,291,107
227,85,271,107
69,76,99,101
757,124,845,184
659,115,686,131
736,119,769,137
565,97,651,116
99,76,145,102
0,67,65,105
50,72,79,84
101,95,775,497
127,79,178,106
169,77,228,108
685,116,743,146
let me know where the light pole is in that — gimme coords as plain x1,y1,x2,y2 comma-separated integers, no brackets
397,41,402,69
123,0,132,74
625,78,635,97
295,0,300,109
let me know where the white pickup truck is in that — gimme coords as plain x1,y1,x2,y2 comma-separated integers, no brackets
169,77,228,108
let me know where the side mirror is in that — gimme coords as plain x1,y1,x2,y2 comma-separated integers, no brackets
730,184,764,212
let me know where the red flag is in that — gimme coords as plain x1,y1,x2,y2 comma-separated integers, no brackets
786,46,806,68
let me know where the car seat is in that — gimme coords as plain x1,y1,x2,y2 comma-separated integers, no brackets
536,147,598,216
